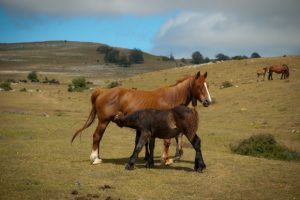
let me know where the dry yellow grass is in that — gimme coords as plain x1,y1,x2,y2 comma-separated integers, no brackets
0,55,299,199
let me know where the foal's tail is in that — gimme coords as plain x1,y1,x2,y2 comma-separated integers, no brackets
71,90,101,143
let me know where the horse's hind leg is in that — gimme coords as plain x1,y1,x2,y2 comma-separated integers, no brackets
162,139,173,165
90,120,109,164
188,134,206,173
126,131,150,170
174,133,183,161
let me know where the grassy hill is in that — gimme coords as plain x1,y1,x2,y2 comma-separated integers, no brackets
0,41,181,82
0,54,299,199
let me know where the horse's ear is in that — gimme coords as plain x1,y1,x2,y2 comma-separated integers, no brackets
204,72,207,78
195,71,200,79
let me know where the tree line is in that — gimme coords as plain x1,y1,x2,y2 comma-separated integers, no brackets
97,45,261,67
190,51,261,64
97,46,144,67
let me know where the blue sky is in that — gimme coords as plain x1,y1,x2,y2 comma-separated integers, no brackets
0,0,300,58
0,8,172,51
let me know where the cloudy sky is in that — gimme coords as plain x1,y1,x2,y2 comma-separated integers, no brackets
0,0,300,58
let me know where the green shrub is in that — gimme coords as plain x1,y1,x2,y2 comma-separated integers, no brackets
107,81,121,88
231,134,300,160
68,77,88,92
27,71,39,82
221,81,233,88
0,81,12,91
20,88,27,92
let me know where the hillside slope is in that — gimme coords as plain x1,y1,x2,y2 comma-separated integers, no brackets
0,41,180,78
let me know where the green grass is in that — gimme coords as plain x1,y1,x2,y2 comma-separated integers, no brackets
0,55,300,199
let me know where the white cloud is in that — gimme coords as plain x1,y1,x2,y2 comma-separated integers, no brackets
1,0,300,57
152,10,300,58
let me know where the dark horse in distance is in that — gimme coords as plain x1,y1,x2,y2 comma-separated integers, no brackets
268,64,289,80
71,71,212,165
113,106,206,172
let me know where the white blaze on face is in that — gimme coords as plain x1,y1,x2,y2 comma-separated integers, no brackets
204,82,212,103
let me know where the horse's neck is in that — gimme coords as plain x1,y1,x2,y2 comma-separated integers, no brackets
160,78,192,107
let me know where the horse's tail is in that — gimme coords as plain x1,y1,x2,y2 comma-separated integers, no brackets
284,64,290,78
71,89,101,143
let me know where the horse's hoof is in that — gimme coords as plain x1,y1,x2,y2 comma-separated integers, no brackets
145,161,154,168
195,168,204,173
125,163,134,170
164,158,174,166
92,158,102,165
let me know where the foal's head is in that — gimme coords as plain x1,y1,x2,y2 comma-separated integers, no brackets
191,71,212,107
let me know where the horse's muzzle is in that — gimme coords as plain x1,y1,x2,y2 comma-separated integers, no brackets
202,100,210,107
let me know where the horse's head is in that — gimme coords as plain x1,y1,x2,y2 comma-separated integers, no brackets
113,112,125,127
191,71,212,107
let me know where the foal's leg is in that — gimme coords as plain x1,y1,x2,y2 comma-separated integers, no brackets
90,120,109,164
188,134,206,173
145,137,155,168
174,133,183,161
162,139,173,165
126,131,149,170
135,130,150,161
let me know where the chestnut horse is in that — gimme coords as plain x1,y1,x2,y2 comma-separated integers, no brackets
256,67,268,82
268,64,289,80
71,71,212,165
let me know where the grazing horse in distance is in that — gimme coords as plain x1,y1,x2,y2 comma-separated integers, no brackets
256,67,268,82
268,64,290,80
113,106,206,172
71,71,212,165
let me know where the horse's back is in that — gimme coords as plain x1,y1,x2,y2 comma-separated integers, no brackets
92,87,168,118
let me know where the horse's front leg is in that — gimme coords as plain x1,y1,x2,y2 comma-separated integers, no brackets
126,131,150,170
90,120,109,164
174,133,183,161
135,130,150,161
162,139,173,165
189,134,206,173
268,72,272,80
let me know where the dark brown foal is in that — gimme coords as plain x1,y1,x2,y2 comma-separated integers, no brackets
114,105,206,173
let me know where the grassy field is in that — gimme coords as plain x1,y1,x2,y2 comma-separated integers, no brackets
0,55,300,199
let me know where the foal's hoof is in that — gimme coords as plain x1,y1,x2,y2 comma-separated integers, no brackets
145,161,154,168
92,158,102,165
195,163,206,173
195,168,204,173
125,163,134,170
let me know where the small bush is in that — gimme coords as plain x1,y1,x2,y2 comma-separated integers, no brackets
0,81,12,91
68,77,88,92
27,71,39,82
20,88,27,92
107,81,121,88
220,81,233,88
231,134,300,160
